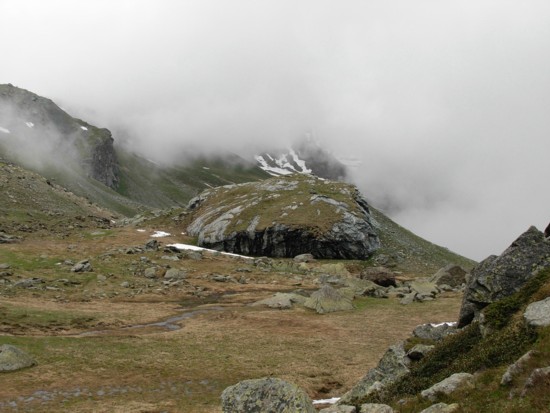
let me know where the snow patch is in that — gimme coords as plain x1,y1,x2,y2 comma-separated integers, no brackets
167,243,252,259
202,166,210,170
430,321,457,327
151,231,171,238
136,229,146,233
80,126,88,131
255,155,294,176
312,397,340,405
25,122,34,128
289,148,311,173
0,126,10,134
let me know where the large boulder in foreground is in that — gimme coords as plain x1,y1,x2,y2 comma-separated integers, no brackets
0,344,36,372
186,175,380,259
458,226,550,327
221,377,316,413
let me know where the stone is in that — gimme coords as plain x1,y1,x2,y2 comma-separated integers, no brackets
420,373,474,401
252,293,307,309
360,267,397,287
211,274,237,283
400,292,416,305
343,278,387,298
419,403,460,413
409,281,439,299
0,263,10,270
407,344,435,361
0,231,20,244
430,264,468,288
71,259,92,273
96,274,107,282
0,345,36,372
320,405,356,413
413,323,457,341
501,350,538,386
220,377,316,413
14,278,44,288
304,285,354,314
458,226,550,327
143,267,158,279
339,342,410,405
523,297,550,327
545,222,550,238
520,366,550,397
359,403,394,412
294,253,315,263
186,175,380,259
144,239,159,251
164,268,187,280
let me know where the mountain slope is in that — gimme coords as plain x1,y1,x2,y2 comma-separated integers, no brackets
0,84,269,215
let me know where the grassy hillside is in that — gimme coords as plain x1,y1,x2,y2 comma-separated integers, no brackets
369,206,476,276
362,268,550,412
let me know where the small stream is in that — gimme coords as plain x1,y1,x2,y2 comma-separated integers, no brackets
78,306,224,336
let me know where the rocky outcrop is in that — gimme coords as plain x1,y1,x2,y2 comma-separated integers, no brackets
86,129,119,189
419,403,460,413
458,226,550,327
359,404,394,413
0,84,119,189
420,373,474,401
0,344,36,372
338,342,410,405
501,350,539,386
412,323,457,341
187,175,380,259
220,377,316,413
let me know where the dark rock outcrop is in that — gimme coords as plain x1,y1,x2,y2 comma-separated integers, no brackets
0,84,119,189
187,175,380,259
458,226,550,327
220,377,316,413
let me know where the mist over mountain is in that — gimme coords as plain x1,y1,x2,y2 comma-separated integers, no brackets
2,1,550,259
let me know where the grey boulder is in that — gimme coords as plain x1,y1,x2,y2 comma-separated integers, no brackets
458,226,550,327
304,285,354,314
523,297,550,327
221,377,316,413
421,373,474,401
0,345,36,372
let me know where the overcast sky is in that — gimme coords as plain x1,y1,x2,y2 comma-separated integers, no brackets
1,0,549,261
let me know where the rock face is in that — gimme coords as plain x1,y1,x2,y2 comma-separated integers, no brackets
0,345,36,372
220,377,316,413
0,83,119,189
501,350,539,386
187,175,380,259
339,342,410,405
458,226,550,327
420,373,474,401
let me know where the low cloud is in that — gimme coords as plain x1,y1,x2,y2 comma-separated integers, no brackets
1,1,549,260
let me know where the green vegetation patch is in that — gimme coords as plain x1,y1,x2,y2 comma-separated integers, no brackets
367,269,550,406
